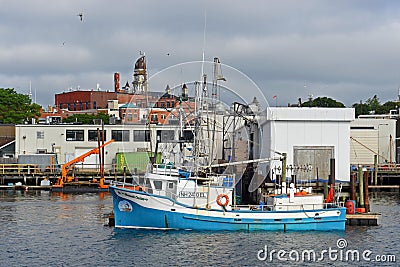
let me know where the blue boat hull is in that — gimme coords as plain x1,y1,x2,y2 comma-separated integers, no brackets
110,186,346,231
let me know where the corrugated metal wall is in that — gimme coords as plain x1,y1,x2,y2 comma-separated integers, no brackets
350,130,378,165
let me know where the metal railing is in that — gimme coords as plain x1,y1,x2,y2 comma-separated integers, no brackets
0,164,41,175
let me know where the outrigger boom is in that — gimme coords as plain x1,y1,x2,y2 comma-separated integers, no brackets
205,157,281,168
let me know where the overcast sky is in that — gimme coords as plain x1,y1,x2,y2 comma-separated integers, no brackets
2,0,400,108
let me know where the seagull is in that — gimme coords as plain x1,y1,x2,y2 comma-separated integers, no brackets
77,13,83,21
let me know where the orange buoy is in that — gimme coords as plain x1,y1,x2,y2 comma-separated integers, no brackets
345,200,355,214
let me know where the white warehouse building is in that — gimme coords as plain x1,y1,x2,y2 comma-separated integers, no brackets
261,107,355,182
15,123,185,171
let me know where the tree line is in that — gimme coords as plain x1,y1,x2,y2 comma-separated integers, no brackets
298,95,398,117
0,87,398,124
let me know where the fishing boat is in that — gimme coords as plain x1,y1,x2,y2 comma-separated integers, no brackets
109,57,346,231
110,168,346,231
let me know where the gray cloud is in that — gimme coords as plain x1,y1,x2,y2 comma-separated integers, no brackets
1,0,400,108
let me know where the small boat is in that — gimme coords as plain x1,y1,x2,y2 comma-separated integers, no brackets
109,164,346,231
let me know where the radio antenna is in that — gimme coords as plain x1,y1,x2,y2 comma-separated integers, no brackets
201,10,207,76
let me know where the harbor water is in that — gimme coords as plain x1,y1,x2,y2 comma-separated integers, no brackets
0,191,398,266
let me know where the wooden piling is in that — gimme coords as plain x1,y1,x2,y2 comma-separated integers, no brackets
374,155,378,186
350,172,356,201
329,158,335,185
282,153,287,184
364,170,370,212
358,166,364,208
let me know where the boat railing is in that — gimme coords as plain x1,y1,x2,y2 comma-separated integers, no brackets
233,202,343,211
111,181,178,201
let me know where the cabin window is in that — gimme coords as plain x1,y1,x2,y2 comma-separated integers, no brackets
66,130,84,141
111,130,129,142
133,130,151,142
168,182,174,189
154,180,162,190
88,130,106,141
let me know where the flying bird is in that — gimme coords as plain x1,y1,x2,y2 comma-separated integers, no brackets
77,13,83,21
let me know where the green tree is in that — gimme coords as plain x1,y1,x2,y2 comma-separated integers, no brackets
352,95,400,117
0,88,41,124
301,97,345,108
365,95,381,112
63,113,110,124
380,101,400,114
352,102,370,117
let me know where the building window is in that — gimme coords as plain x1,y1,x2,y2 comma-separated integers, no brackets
59,103,63,109
68,103,71,110
93,101,97,109
151,114,158,122
37,131,44,139
80,102,83,110
86,102,89,109
133,130,151,142
161,114,166,120
127,113,132,121
157,130,175,142
111,130,129,142
88,130,107,141
73,102,77,111
66,130,84,141
166,102,170,108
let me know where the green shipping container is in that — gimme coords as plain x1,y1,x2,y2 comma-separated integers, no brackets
115,152,161,174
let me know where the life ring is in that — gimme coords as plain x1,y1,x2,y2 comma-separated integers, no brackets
216,194,229,207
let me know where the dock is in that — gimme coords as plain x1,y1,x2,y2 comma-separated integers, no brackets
0,185,51,191
346,213,381,226
368,185,400,190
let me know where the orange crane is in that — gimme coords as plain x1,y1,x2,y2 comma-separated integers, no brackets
53,139,114,189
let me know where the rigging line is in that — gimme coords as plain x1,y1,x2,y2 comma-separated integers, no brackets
350,136,388,161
